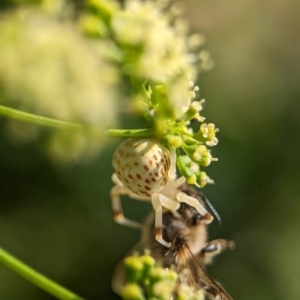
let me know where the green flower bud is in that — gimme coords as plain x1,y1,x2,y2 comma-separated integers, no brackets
196,171,214,188
140,254,155,278
166,135,182,147
122,283,145,300
186,174,197,185
193,123,219,146
152,279,177,300
177,155,196,183
192,145,214,166
124,256,144,283
148,267,175,284
86,0,119,22
181,99,205,123
148,267,166,284
80,15,108,37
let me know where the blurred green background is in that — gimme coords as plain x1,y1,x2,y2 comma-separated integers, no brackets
1,0,300,299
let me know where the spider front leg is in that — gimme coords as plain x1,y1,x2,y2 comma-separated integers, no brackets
151,192,181,248
110,173,149,230
176,191,214,223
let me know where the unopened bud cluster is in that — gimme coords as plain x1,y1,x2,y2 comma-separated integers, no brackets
122,253,204,300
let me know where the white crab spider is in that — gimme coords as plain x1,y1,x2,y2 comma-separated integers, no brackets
110,138,213,247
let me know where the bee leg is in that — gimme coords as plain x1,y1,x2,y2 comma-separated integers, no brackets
151,193,180,248
201,239,235,264
176,192,214,223
110,182,144,230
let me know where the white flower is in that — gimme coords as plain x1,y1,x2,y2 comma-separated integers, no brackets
110,0,208,119
0,8,119,162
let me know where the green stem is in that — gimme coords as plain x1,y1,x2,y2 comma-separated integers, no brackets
106,128,155,137
0,105,83,130
0,104,155,138
0,248,85,300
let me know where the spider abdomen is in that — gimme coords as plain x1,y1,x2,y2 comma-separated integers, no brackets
113,138,171,197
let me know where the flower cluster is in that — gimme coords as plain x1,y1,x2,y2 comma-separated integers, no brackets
81,0,214,119
0,4,118,162
121,253,205,300
0,0,218,181
82,0,217,186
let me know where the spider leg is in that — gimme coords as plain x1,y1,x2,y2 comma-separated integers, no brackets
110,179,149,229
176,192,214,223
151,192,180,248
111,173,124,186
175,176,186,187
168,148,177,180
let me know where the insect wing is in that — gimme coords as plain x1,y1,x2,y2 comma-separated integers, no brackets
188,247,233,300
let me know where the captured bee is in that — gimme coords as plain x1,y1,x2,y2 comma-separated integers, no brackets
112,183,235,300
111,138,213,248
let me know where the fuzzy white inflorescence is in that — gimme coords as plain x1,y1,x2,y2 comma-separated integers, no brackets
109,0,212,120
0,7,118,162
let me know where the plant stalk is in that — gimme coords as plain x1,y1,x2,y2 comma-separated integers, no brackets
0,248,85,300
0,104,155,138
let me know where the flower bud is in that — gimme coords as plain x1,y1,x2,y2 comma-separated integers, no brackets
122,283,145,300
124,256,144,282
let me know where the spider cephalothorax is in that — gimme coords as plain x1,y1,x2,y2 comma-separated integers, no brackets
110,138,213,247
